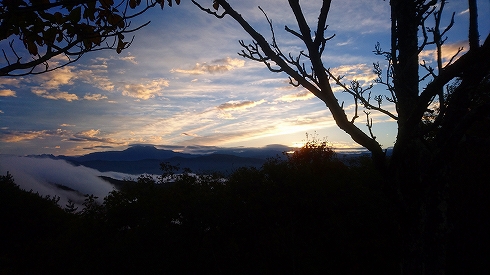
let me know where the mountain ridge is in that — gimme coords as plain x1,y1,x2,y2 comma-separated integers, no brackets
39,145,290,175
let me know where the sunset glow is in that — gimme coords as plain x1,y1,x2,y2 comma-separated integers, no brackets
1,0,488,156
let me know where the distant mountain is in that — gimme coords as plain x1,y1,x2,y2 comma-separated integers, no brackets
59,145,192,162
73,155,265,176
43,145,287,176
27,145,381,176
208,144,290,159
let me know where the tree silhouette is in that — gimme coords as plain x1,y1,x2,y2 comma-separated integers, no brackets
193,0,490,273
0,0,181,76
2,0,488,273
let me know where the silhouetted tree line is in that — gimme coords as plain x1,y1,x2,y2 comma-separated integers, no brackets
1,139,489,274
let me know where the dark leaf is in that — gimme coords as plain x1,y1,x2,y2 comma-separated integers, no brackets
83,38,92,50
99,0,114,9
129,0,137,9
68,6,82,23
92,35,102,46
26,40,38,55
56,32,63,42
44,28,57,45
116,39,127,54
53,12,63,24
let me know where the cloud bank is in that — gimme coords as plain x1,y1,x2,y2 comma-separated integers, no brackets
0,156,136,209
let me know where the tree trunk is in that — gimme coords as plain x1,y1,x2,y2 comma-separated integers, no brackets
390,140,450,275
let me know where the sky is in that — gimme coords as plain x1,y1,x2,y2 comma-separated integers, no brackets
1,0,489,156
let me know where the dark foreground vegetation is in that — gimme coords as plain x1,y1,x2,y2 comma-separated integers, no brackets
1,140,489,274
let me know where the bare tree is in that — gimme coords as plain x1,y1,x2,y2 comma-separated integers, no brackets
193,0,490,273
0,0,180,76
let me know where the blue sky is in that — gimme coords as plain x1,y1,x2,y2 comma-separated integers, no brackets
1,0,488,156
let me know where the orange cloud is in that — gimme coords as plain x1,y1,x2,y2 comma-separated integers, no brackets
0,78,21,87
0,129,68,142
217,99,266,111
277,90,314,102
121,79,169,100
31,89,79,102
0,89,16,97
329,64,377,84
37,66,76,89
419,41,468,66
172,57,245,74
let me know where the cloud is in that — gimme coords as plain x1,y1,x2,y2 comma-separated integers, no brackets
277,90,315,102
0,156,123,208
82,145,115,150
182,132,200,137
0,78,21,87
121,79,169,100
60,124,75,127
336,38,354,47
329,64,377,84
119,55,138,64
0,89,16,97
37,66,76,89
68,129,122,145
77,69,115,91
32,89,79,101
0,128,123,149
419,41,468,67
171,57,245,75
0,131,43,142
217,99,266,111
0,129,69,142
84,93,108,101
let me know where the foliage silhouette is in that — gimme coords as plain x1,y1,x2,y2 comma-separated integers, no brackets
1,132,489,273
1,1,489,272
0,0,181,76
192,1,490,272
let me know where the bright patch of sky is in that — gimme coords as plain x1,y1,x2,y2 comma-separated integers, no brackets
1,0,488,156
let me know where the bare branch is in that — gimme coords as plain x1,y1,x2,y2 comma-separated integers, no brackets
326,69,399,121
191,0,227,18
284,26,303,40
364,111,376,140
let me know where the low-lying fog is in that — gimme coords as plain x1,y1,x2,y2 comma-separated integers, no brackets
0,155,139,209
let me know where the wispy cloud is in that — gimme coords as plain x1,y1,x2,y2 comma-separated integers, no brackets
31,89,79,102
336,38,354,47
78,69,115,91
171,57,245,74
0,128,123,148
217,99,266,111
277,90,314,102
119,55,138,64
329,64,377,84
69,129,120,144
83,93,108,101
0,129,69,142
419,41,468,67
121,79,169,100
